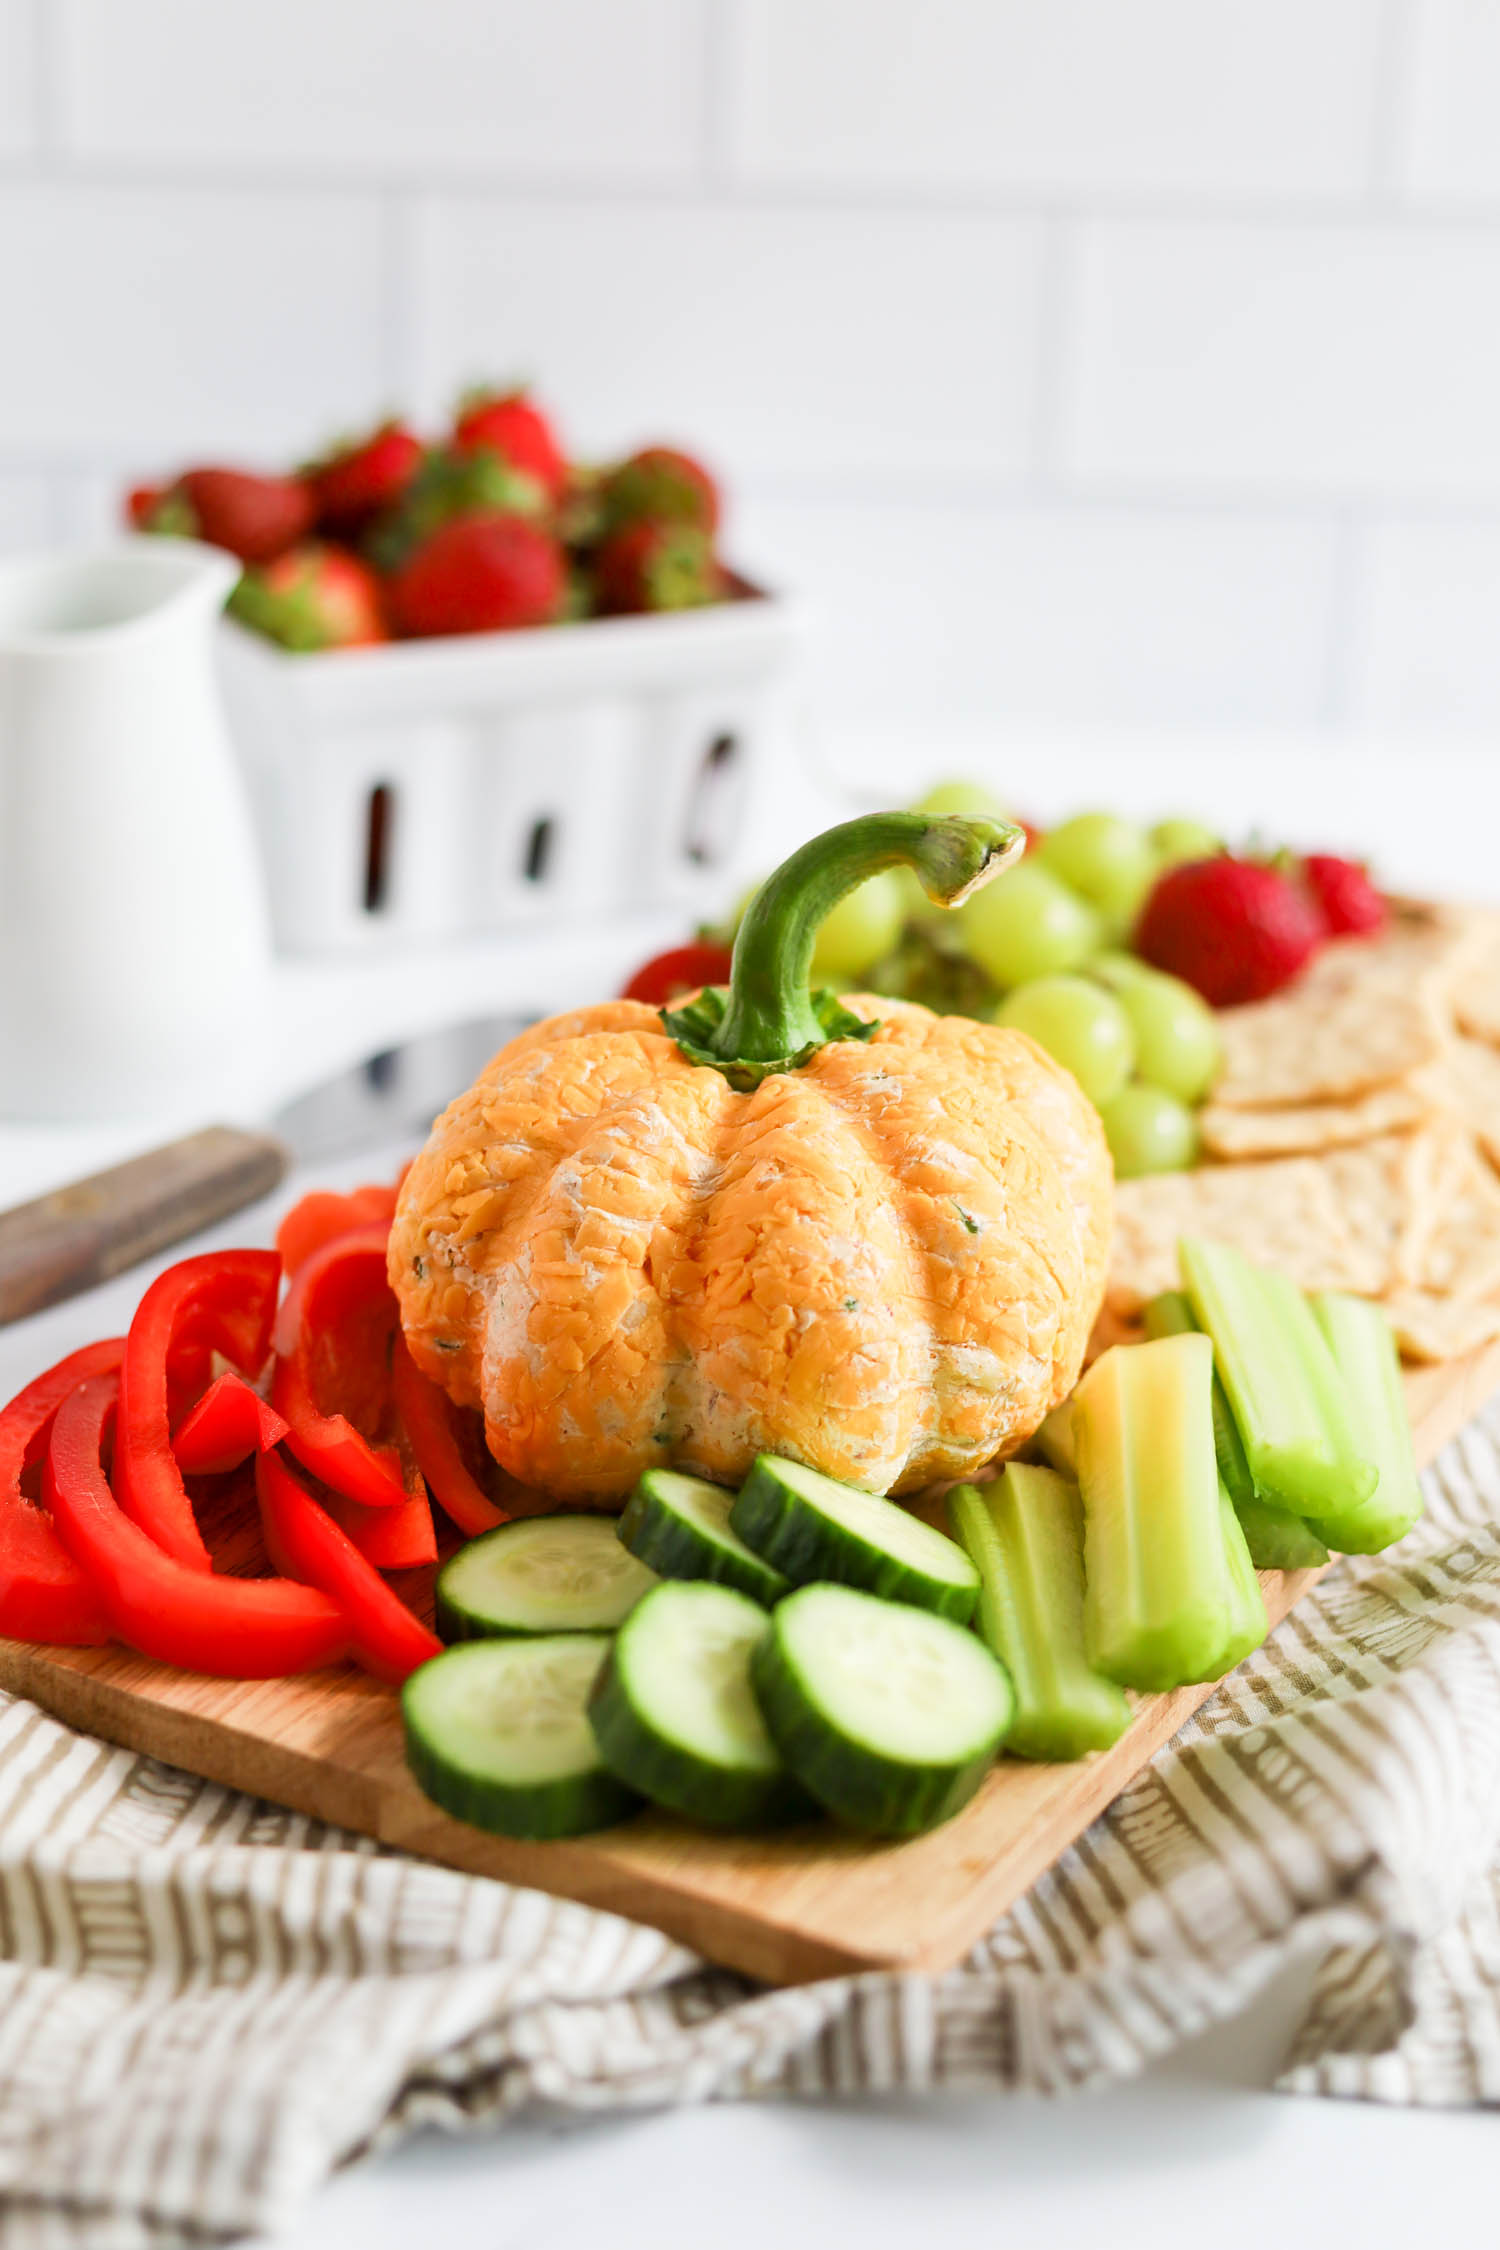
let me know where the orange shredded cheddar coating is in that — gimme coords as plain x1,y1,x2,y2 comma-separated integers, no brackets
390,994,1112,1499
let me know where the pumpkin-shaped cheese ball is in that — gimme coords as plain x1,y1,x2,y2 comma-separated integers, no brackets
392,813,1113,1499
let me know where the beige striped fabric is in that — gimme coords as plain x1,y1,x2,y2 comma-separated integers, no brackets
3,1397,1500,2246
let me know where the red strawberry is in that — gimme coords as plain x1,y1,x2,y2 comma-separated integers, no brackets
124,482,164,531
1134,856,1324,1007
593,520,724,614
227,543,387,652
1301,853,1387,938
305,421,423,535
388,515,564,638
453,388,567,502
142,467,314,565
602,446,720,537
364,445,547,573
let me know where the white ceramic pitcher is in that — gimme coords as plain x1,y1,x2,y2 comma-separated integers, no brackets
0,542,273,1118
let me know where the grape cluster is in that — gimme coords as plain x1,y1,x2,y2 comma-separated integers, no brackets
803,783,1224,1179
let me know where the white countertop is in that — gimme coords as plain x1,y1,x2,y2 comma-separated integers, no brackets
1,728,1496,2245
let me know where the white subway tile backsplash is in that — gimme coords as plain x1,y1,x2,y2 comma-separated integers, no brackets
0,472,53,552
415,202,1043,483
1350,516,1500,731
726,0,1381,203
57,0,706,182
1400,0,1500,205
0,0,36,153
0,184,387,459
732,496,1340,730
1064,219,1500,502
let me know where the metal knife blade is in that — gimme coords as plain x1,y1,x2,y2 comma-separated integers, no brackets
0,1012,533,1327
269,1012,531,1167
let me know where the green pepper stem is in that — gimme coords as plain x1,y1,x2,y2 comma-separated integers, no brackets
688,811,1024,1076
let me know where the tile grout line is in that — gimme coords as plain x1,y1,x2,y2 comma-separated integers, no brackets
1368,0,1417,208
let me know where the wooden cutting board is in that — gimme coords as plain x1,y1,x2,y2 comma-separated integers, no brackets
1,1341,1495,1989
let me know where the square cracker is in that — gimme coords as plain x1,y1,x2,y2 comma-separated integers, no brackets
1451,912,1500,1048
1384,1287,1500,1365
1106,1128,1435,1312
1402,1124,1500,1303
1197,1077,1432,1160
1210,917,1473,1109
1426,1036,1500,1172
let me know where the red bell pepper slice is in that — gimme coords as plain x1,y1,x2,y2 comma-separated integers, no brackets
275,1183,399,1279
0,1340,122,1644
270,1228,406,1510
172,1372,289,1477
620,940,733,1006
115,1250,282,1572
256,1450,439,1683
46,1374,348,1677
391,1336,506,1538
325,1481,436,1570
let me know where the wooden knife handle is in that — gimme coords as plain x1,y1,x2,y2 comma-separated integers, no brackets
0,1126,290,1328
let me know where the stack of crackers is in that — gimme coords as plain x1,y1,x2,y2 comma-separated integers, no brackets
1105,903,1500,1363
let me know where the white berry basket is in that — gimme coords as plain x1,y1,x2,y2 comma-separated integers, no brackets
217,577,801,956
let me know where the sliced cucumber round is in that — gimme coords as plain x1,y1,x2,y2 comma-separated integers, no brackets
588,1580,807,1829
750,1583,1012,1836
436,1514,657,1643
731,1455,979,1623
616,1470,790,1605
402,1635,637,1840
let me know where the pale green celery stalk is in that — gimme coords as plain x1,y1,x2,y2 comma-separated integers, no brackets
1179,1239,1377,1520
1310,1292,1425,1554
1143,1285,1328,1570
948,1467,1130,1761
1195,1483,1270,1681
1033,1399,1078,1480
1074,1333,1233,1693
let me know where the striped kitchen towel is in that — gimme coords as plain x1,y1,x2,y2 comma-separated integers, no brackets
1,1396,1499,2247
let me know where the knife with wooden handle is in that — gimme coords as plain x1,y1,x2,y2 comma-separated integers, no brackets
0,1012,527,1328
0,1127,290,1325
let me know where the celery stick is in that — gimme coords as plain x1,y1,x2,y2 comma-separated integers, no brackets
1143,1286,1328,1570
1033,1399,1077,1480
1310,1293,1424,1554
1229,1493,1329,1572
1074,1333,1233,1693
1143,1288,1255,1504
948,1468,1131,1762
1197,1483,1270,1681
1179,1239,1377,1520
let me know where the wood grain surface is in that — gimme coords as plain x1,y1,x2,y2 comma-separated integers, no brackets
0,1340,1495,1988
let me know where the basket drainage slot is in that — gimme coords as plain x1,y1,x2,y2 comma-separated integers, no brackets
364,783,394,913
684,733,741,865
523,817,556,883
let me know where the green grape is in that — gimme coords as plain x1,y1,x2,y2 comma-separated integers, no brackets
1088,958,1221,1102
995,976,1135,1107
960,863,1100,987
1150,817,1222,868
1099,1085,1200,1178
809,869,907,983
911,778,1014,821
1088,948,1153,988
1038,813,1156,937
